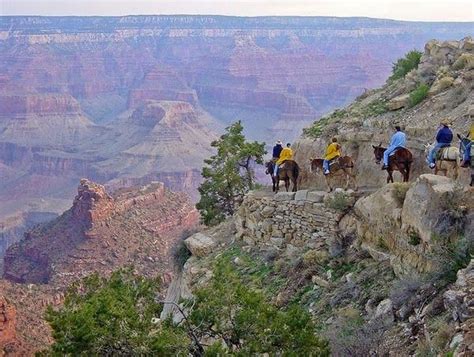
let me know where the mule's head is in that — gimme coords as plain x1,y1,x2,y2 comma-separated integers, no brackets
457,134,471,154
372,143,384,164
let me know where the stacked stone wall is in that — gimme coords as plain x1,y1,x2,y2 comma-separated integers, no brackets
236,190,346,250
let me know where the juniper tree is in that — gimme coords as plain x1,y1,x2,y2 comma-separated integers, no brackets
196,121,266,226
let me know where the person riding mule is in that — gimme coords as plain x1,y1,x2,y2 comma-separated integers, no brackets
265,158,299,193
373,137,413,183
310,155,357,192
272,140,283,160
381,125,406,170
323,137,341,175
427,119,453,169
273,143,293,176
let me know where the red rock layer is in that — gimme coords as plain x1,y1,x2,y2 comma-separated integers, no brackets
3,179,199,286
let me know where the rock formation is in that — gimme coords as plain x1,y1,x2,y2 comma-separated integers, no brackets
3,179,199,285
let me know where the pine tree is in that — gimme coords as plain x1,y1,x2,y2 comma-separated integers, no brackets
196,121,266,226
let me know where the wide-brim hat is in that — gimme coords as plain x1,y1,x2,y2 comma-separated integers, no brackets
440,118,451,126
276,140,282,144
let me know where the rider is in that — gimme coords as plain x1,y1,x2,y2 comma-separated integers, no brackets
382,125,406,170
461,123,473,167
272,140,283,160
427,119,453,169
274,143,293,176
323,137,341,175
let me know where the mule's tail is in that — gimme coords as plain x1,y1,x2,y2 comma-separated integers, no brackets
294,163,302,187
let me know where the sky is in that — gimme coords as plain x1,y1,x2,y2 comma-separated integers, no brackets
0,0,473,22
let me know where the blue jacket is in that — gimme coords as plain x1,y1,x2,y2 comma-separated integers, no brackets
436,126,453,144
389,131,406,148
272,144,283,158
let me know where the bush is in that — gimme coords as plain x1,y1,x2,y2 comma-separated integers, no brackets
389,50,423,81
302,249,329,266
185,259,330,355
44,269,190,355
409,84,429,107
392,182,410,205
325,192,353,212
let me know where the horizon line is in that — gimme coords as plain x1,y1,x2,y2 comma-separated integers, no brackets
1,14,474,24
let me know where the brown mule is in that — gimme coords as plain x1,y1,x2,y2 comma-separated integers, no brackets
373,145,413,183
310,156,357,192
265,160,299,193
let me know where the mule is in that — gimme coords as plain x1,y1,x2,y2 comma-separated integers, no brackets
372,145,413,183
265,160,299,193
457,134,473,186
424,143,460,180
310,156,357,192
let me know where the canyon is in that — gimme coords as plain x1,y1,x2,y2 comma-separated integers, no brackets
1,33,473,355
1,16,473,259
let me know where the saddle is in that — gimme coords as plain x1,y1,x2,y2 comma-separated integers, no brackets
279,160,294,169
436,146,456,161
389,147,405,156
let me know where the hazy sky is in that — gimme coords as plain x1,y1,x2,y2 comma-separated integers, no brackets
1,0,473,22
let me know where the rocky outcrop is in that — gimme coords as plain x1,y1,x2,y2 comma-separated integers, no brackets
355,174,472,276
295,37,473,191
3,179,199,285
444,260,474,356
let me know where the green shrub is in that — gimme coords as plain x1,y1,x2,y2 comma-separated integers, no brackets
44,269,190,355
409,84,430,107
185,259,330,355
389,50,423,81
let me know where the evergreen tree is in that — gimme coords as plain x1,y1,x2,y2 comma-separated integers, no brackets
196,121,266,226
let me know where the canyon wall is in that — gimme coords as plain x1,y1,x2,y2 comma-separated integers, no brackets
3,179,199,286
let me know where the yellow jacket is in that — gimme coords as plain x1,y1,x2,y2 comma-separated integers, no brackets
469,124,474,140
324,142,341,161
277,147,293,165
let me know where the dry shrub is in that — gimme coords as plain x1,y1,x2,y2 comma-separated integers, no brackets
392,182,410,205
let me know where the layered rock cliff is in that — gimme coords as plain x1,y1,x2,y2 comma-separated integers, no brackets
168,173,472,355
3,179,199,286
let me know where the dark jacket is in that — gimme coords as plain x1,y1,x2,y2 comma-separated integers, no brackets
436,126,453,144
272,144,283,158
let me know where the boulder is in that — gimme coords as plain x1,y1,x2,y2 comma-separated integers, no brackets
428,76,454,95
401,174,456,244
184,233,217,258
294,189,309,201
387,94,410,110
307,191,326,203
374,298,394,321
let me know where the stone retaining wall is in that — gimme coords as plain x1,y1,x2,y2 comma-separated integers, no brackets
236,190,347,251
